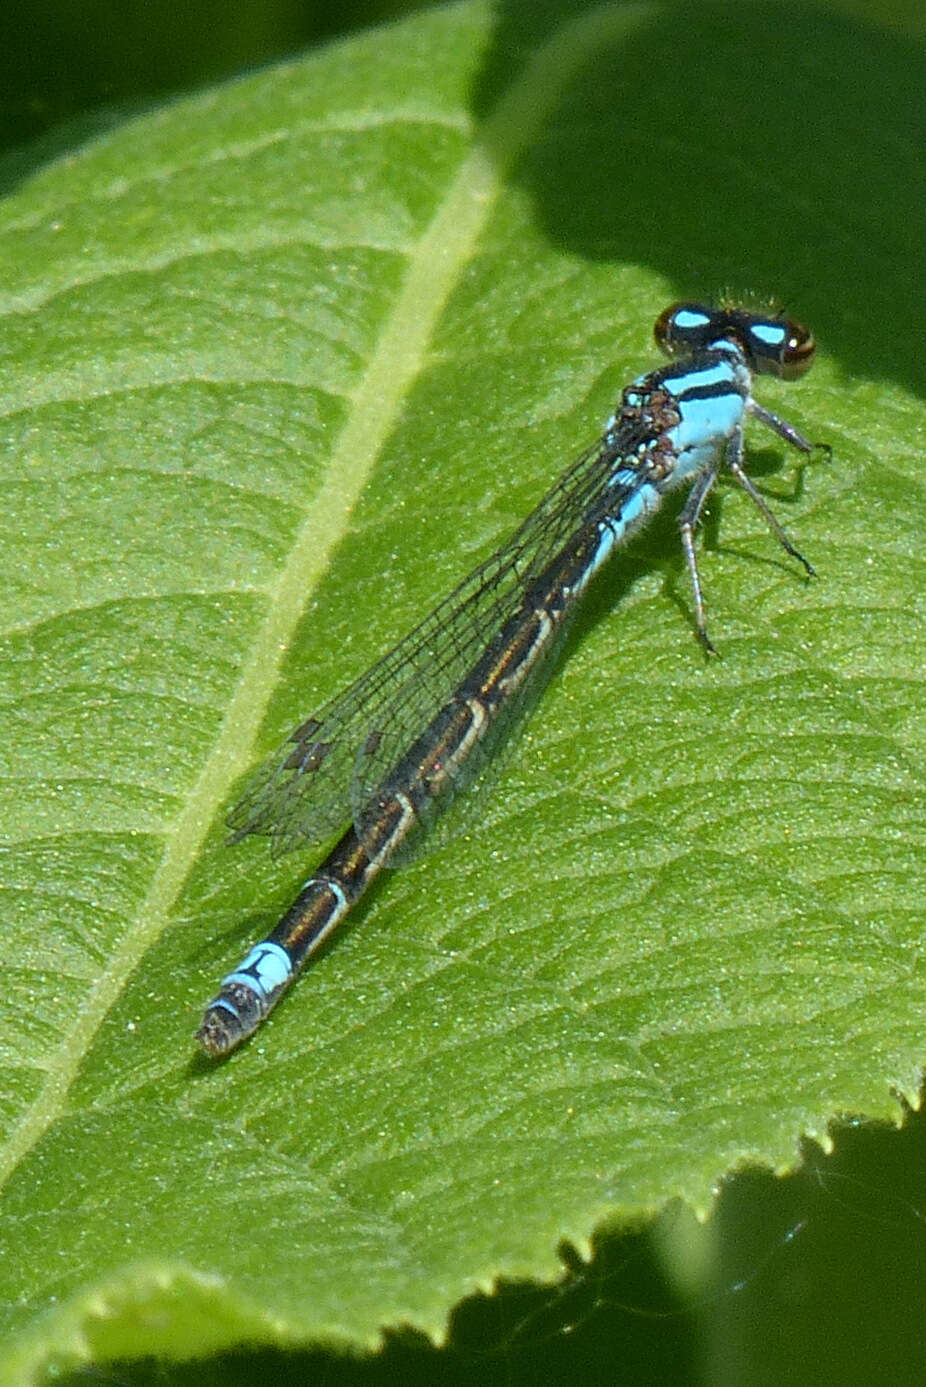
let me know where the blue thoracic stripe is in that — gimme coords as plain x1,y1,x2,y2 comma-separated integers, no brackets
665,361,739,397
198,299,822,1057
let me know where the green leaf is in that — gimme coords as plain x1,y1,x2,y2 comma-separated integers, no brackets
1,0,924,1380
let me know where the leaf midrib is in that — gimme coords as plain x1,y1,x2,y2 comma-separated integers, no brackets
0,1,658,1188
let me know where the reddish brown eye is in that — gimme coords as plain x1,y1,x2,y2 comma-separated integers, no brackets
779,319,816,379
653,302,679,351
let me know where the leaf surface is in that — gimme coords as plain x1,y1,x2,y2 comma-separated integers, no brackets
1,1,923,1379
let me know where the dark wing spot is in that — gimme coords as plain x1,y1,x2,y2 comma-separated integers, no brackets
361,728,383,758
290,716,322,743
284,737,331,773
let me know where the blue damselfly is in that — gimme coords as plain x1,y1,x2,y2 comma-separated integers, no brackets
198,301,823,1056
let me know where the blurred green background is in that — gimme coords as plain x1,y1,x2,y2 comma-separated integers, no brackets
1,0,920,163
0,0,429,155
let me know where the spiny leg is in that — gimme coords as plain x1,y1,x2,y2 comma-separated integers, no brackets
678,462,722,653
747,400,815,454
726,423,815,576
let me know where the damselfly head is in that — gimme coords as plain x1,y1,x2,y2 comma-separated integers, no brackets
654,302,816,380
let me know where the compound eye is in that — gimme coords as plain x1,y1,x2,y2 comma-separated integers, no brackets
746,314,817,378
653,303,679,352
654,302,715,356
778,318,816,379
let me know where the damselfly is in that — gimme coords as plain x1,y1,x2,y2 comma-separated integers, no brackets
198,301,823,1056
